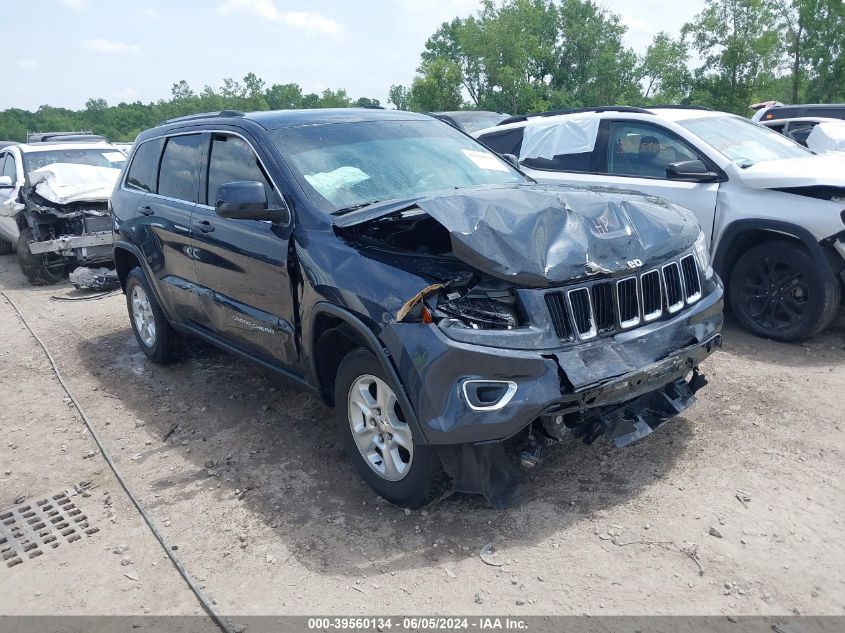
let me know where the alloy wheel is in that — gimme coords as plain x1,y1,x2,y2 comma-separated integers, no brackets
738,256,809,332
131,285,157,347
347,374,413,481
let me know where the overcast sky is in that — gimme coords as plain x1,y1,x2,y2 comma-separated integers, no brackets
2,0,705,111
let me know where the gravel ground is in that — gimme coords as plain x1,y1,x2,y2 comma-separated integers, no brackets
0,253,843,617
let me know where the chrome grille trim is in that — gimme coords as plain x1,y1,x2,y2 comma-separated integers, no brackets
544,250,705,342
681,255,702,304
640,269,663,322
566,287,597,340
662,262,685,314
615,277,640,329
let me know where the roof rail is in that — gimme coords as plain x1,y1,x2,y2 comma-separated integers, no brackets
158,110,245,126
497,106,654,126
645,104,712,111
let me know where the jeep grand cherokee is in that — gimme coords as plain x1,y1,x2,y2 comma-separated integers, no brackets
110,109,723,507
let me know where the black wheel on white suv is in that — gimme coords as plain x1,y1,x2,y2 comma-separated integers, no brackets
0,238,14,255
729,240,841,342
334,348,449,508
125,267,184,363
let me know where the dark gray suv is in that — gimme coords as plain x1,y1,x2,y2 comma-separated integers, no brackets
110,108,723,507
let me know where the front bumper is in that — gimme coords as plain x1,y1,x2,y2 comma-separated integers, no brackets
382,278,724,446
28,231,113,260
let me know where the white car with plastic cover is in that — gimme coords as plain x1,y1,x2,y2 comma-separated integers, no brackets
475,107,845,341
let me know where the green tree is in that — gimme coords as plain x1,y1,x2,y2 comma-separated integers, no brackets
683,0,780,113
408,58,464,111
387,84,410,110
639,32,691,102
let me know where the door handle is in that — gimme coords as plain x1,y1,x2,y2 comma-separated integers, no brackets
138,205,154,216
192,220,215,233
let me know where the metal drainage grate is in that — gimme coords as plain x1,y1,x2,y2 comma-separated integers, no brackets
0,491,100,568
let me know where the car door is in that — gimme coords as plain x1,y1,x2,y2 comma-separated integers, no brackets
589,120,721,243
190,131,298,369
0,151,22,244
139,133,205,323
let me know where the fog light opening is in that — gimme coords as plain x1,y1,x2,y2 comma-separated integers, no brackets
461,380,518,411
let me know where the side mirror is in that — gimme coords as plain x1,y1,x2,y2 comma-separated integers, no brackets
0,175,13,188
500,153,520,169
214,181,290,224
666,160,722,183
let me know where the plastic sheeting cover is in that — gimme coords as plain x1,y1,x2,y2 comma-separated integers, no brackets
402,184,698,287
806,121,845,154
519,114,600,161
28,163,121,205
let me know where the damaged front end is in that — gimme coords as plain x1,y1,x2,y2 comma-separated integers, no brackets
20,186,113,263
334,184,724,506
11,163,119,284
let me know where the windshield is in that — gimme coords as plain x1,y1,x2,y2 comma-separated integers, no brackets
269,119,525,214
679,116,810,166
23,148,125,174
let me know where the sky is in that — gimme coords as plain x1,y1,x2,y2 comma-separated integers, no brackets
2,0,705,111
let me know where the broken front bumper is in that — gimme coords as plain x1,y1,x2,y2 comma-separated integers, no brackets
28,231,113,259
382,278,724,446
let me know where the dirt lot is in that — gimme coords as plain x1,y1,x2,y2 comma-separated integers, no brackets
0,253,843,617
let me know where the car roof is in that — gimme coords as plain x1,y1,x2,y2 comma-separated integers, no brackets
15,141,119,153
477,106,730,135
153,108,433,132
761,116,842,125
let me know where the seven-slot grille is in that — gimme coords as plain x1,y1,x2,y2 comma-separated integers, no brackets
545,254,702,341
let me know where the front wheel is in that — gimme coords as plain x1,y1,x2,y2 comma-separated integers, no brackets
17,227,67,285
334,349,449,508
125,267,183,364
729,240,841,342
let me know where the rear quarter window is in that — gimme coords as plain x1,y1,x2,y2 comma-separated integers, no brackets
125,138,164,193
477,128,524,155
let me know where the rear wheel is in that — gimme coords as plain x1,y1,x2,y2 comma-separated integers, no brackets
17,227,67,285
729,240,840,341
0,238,14,255
334,349,448,508
125,267,183,363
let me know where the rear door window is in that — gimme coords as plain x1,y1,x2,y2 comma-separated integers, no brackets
125,138,164,193
157,134,203,202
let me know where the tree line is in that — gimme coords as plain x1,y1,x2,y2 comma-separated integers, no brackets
1,0,842,142
389,0,845,115
0,74,381,142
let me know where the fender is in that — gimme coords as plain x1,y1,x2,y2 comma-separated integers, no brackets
713,219,837,286
309,302,429,445
112,240,181,324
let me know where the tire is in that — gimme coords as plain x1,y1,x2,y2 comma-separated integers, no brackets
334,349,449,508
125,267,183,364
0,238,13,255
729,240,841,342
17,227,68,285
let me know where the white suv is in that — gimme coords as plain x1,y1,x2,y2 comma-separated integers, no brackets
475,106,845,341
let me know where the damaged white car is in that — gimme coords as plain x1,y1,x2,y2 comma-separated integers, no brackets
0,141,124,285
476,107,845,341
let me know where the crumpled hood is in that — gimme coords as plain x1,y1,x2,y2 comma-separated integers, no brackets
28,163,121,205
338,184,699,287
737,153,845,189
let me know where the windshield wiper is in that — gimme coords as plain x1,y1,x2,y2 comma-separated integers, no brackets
330,201,382,216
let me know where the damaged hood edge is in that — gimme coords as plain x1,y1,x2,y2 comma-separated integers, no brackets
336,184,699,288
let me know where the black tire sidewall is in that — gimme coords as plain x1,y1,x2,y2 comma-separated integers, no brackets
17,227,67,285
334,348,447,508
729,241,834,341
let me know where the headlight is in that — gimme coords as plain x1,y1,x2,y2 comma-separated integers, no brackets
693,231,714,279
434,290,519,330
